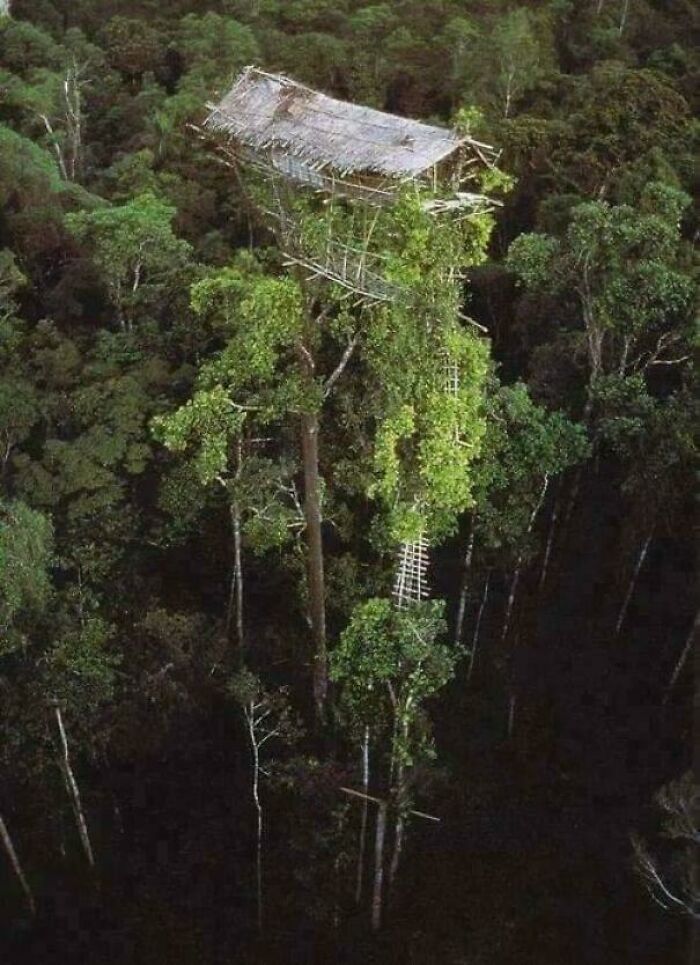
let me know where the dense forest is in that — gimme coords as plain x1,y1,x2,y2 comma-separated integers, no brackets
0,1,697,963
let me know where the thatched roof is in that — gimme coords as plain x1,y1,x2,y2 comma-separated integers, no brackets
204,67,467,180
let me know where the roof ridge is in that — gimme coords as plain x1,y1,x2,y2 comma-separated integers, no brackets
205,66,487,180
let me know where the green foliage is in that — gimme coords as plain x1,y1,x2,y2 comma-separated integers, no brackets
362,191,492,541
0,123,62,203
332,598,452,705
0,16,60,74
66,192,193,328
176,13,259,90
153,385,244,486
0,498,53,652
507,183,694,388
332,597,456,768
102,16,165,80
228,666,302,747
473,382,588,555
42,615,119,726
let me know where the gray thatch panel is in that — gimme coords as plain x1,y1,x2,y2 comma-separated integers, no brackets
205,67,466,180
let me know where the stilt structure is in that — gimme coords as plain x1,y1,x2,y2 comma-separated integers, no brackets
204,67,497,301
203,66,498,613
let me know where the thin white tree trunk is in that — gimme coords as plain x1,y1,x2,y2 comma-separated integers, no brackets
502,476,549,643
388,812,404,893
233,439,244,649
53,704,94,867
64,63,83,181
389,717,409,891
538,486,560,589
615,532,652,637
226,499,244,649
38,113,68,180
371,801,387,932
0,813,35,916
247,707,263,933
454,525,475,647
618,0,630,34
467,572,490,683
355,727,370,904
663,610,698,706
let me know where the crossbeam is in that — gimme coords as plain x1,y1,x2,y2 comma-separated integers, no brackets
340,786,440,823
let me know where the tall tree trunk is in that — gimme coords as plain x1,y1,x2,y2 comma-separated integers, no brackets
247,707,263,934
233,500,244,648
371,801,388,932
300,408,327,716
53,703,95,867
233,438,244,650
454,524,475,647
388,811,404,893
467,572,491,683
355,727,370,904
662,610,698,707
538,484,561,590
0,813,35,916
501,476,549,644
618,0,630,34
388,717,409,891
615,531,652,637
222,448,245,657
65,63,83,181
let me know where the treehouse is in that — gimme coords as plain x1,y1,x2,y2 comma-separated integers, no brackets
203,67,496,607
204,66,496,202
204,67,497,305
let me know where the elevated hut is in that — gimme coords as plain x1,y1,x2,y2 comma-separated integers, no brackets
204,66,495,203
204,68,497,306
204,67,496,608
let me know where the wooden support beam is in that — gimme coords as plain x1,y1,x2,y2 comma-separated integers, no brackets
340,787,440,823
